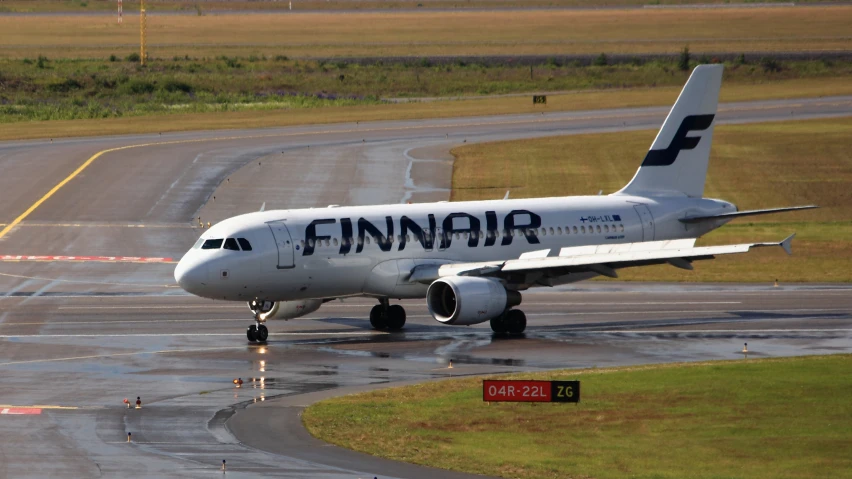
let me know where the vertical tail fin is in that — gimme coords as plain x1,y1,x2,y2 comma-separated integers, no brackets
616,64,723,198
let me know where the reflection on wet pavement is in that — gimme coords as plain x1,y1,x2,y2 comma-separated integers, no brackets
0,286,850,477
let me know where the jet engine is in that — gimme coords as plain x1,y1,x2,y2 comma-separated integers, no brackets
426,276,521,325
248,299,323,321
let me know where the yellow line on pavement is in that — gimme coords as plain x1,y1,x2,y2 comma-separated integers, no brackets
0,145,132,240
0,112,676,241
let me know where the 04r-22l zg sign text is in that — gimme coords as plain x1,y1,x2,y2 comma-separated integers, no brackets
482,380,580,403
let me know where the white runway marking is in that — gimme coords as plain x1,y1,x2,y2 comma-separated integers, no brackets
0,318,248,326
580,329,852,333
58,305,243,310
0,346,249,366
521,307,850,317
525,301,742,306
0,331,381,340
54,301,741,311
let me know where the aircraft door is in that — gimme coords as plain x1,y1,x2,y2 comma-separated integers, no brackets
633,204,656,241
268,221,295,269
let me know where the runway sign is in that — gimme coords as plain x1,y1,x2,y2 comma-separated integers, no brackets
483,380,579,403
533,95,547,104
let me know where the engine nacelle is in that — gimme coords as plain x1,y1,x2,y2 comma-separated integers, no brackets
248,299,323,321
426,276,521,325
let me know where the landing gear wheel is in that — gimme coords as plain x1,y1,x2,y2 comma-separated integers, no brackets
490,314,509,334
247,325,258,342
369,304,387,330
386,304,406,331
256,324,269,342
506,309,527,335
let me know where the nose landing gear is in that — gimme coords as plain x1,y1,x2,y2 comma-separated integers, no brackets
369,298,406,331
247,323,269,342
247,299,273,343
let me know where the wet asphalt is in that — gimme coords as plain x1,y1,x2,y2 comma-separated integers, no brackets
0,99,851,477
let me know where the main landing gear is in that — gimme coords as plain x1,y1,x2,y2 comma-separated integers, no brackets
369,298,406,331
247,299,271,343
490,309,527,335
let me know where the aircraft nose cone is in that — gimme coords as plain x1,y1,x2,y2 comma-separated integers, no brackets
174,257,209,295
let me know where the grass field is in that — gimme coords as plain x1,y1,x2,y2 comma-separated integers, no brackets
2,54,849,123
304,355,852,479
1,7,850,58
451,117,852,282
0,0,829,13
1,71,851,140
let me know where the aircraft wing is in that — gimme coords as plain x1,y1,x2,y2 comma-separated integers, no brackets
407,235,795,285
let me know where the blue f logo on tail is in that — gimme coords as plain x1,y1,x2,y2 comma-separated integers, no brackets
641,114,715,167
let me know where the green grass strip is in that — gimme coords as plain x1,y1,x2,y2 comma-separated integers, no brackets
305,355,852,479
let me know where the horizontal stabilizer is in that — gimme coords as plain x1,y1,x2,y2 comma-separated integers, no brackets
680,205,818,224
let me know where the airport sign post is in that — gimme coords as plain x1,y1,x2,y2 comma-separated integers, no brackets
483,380,579,403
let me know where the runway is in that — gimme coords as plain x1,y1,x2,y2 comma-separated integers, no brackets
0,96,851,478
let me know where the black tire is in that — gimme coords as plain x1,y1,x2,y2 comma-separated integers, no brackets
506,309,527,334
256,324,269,342
490,314,508,334
246,325,258,342
386,304,406,331
369,304,387,330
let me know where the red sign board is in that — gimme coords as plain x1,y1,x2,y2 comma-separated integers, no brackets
483,380,580,403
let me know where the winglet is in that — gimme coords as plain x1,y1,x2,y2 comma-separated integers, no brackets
503,191,510,200
260,202,266,212
780,233,795,256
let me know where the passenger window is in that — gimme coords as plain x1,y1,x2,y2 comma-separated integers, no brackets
557,227,563,235
573,226,578,234
541,228,546,237
366,236,371,245
550,227,555,235
333,238,339,246
223,238,240,251
193,238,205,249
596,225,601,233
300,240,305,248
581,226,586,234
237,238,252,251
620,224,625,232
604,225,609,233
201,238,223,249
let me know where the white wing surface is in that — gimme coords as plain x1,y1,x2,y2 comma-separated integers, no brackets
408,235,795,285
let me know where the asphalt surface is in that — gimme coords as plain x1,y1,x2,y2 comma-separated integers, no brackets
0,97,851,478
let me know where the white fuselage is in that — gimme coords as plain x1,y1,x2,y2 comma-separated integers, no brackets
174,194,734,302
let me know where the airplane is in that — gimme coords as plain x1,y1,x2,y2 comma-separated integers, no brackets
174,64,816,342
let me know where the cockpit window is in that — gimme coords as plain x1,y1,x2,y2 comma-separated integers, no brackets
223,238,240,251
201,238,223,249
193,238,205,249
237,238,252,251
